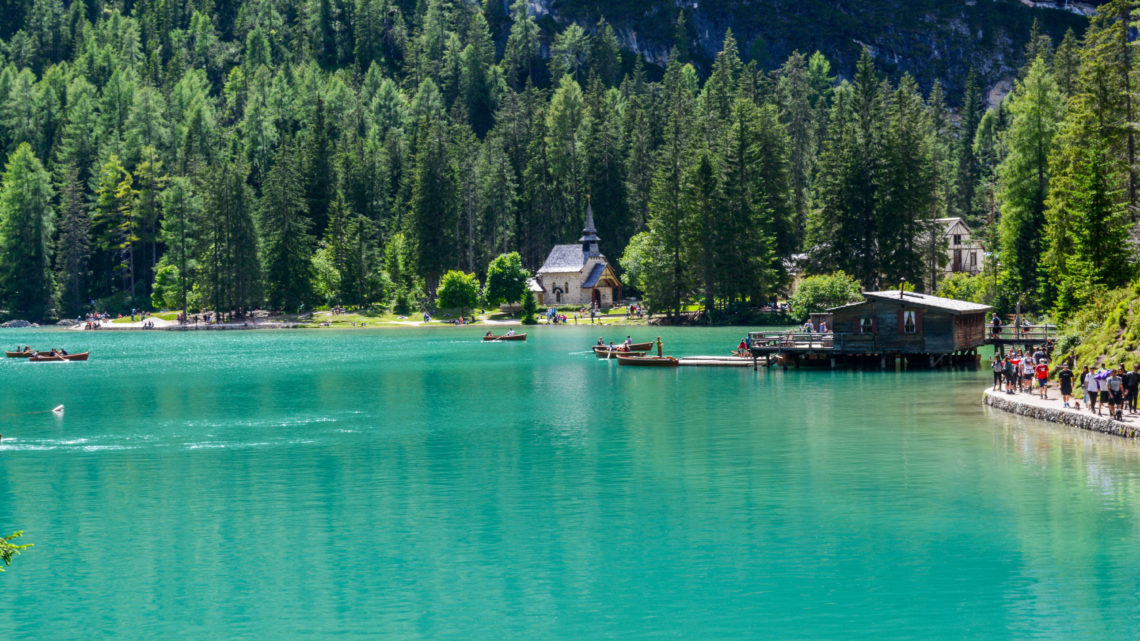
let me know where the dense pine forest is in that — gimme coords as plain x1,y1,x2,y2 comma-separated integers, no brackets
0,0,1133,324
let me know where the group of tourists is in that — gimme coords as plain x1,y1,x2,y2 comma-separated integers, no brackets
992,348,1140,420
1077,365,1140,420
992,349,1055,400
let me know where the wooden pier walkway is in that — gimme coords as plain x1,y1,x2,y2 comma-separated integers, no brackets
678,356,761,368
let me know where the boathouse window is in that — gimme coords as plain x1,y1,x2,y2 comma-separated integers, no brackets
861,317,873,334
953,234,961,245
903,310,917,334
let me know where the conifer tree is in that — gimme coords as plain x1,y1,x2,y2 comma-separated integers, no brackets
92,155,140,298
809,51,884,288
503,0,539,88
545,76,590,243
647,57,696,316
260,140,316,312
683,151,720,313
776,51,816,243
203,155,261,314
54,164,89,315
409,115,456,286
878,75,934,290
955,70,984,223
589,18,622,87
996,57,1062,305
158,176,202,317
0,143,54,319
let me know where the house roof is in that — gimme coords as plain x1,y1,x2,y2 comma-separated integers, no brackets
935,217,970,235
856,290,992,315
537,245,586,274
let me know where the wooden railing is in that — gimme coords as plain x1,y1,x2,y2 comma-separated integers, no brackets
748,331,836,350
987,325,1057,343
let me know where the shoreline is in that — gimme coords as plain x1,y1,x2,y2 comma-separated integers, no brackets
983,388,1140,439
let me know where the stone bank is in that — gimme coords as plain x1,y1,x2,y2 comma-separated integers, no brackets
983,388,1140,439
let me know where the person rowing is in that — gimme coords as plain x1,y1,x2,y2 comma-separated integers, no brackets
485,331,493,338
506,328,515,336
596,337,605,347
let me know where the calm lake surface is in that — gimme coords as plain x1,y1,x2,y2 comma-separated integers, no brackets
3,327,1140,640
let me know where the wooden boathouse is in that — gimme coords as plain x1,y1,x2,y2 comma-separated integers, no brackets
749,290,992,368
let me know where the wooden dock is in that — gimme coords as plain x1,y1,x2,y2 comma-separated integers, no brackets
678,356,761,368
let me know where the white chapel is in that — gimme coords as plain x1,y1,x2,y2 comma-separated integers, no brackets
531,202,622,308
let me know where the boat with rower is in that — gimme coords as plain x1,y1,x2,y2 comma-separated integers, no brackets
29,352,89,362
483,333,527,341
615,354,679,367
593,341,653,352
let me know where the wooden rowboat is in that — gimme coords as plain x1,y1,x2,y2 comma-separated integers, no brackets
592,346,647,355
29,352,89,362
616,354,679,367
6,351,35,358
595,341,653,352
483,333,527,341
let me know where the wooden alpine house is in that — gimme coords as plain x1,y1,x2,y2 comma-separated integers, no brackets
749,290,991,369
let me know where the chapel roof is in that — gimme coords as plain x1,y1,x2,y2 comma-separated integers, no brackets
581,263,607,288
537,245,587,274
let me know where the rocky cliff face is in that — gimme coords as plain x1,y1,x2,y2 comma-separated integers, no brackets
543,0,1091,98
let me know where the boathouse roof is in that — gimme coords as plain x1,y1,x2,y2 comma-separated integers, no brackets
537,244,587,274
855,291,992,315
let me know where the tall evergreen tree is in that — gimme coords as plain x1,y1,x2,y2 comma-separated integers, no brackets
878,75,934,290
54,164,89,315
996,57,1063,306
409,115,455,287
260,140,316,311
158,176,203,316
808,51,884,288
0,143,54,318
203,155,261,314
955,70,984,224
646,57,696,317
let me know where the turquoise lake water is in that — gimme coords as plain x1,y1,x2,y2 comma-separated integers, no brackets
3,327,1140,640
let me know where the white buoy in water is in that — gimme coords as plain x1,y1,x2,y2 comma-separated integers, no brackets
52,405,64,414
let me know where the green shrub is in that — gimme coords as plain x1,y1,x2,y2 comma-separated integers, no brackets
788,271,862,322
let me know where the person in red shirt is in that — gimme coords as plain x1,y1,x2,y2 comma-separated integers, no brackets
1035,359,1050,399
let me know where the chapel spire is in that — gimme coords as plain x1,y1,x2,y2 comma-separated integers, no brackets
579,196,601,257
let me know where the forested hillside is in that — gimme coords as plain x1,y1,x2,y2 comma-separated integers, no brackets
547,0,1088,95
0,0,1132,324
